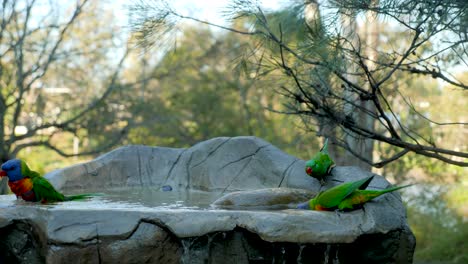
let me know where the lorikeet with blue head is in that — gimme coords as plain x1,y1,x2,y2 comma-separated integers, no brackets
305,138,335,183
0,159,95,203
297,175,412,211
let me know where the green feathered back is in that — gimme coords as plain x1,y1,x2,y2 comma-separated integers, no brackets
311,176,374,208
305,139,335,179
337,184,413,210
19,160,99,203
20,160,66,202
32,176,66,202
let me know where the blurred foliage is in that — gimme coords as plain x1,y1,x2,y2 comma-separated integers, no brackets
12,21,464,182
0,0,130,169
16,133,91,175
121,25,320,159
405,180,468,263
363,20,468,184
378,72,467,184
444,181,468,220
409,205,467,264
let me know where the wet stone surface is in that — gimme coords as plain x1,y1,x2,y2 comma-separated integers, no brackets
0,136,415,263
180,227,415,264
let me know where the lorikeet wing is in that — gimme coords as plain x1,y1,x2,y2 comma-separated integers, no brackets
337,184,412,210
26,175,96,202
31,175,66,202
315,176,374,208
357,175,373,190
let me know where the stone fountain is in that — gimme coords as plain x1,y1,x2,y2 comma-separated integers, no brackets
0,136,415,263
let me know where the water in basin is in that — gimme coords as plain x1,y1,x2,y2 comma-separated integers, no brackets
0,187,225,210
90,187,224,209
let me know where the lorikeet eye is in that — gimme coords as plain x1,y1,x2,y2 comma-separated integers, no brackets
306,167,312,175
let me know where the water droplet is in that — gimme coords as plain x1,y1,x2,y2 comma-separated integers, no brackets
324,244,331,264
297,244,305,263
180,239,194,264
333,244,340,264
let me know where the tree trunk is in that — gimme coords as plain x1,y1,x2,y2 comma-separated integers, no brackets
340,3,379,171
0,154,10,194
304,0,343,162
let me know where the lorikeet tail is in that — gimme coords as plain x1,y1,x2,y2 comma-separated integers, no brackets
380,184,413,194
320,138,329,154
64,193,103,201
362,184,413,200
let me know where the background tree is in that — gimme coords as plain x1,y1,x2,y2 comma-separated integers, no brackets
0,0,132,193
122,24,318,155
129,0,467,170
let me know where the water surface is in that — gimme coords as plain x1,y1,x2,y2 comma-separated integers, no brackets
93,187,224,209
0,187,225,211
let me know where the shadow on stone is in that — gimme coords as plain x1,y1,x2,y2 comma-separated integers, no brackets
180,226,415,264
0,221,45,264
47,220,182,264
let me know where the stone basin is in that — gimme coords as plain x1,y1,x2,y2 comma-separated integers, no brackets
0,136,415,263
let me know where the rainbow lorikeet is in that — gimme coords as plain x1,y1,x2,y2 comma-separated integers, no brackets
297,175,412,211
0,159,94,203
305,138,335,183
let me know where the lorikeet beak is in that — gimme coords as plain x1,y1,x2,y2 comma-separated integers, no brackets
0,170,6,177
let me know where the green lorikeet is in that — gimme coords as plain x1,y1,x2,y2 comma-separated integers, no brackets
305,138,335,182
297,175,412,211
0,159,95,203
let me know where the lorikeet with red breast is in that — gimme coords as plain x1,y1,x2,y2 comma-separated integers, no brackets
1,159,95,203
305,138,335,183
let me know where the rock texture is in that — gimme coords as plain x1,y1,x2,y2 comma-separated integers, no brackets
46,137,317,192
211,188,317,210
0,136,415,263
